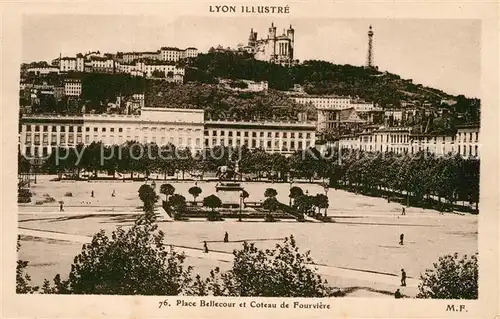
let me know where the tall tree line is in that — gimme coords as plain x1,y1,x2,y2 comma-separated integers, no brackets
21,143,479,211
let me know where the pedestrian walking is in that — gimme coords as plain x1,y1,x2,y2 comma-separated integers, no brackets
112,190,115,197
203,241,209,253
399,233,404,245
224,231,229,243
59,202,64,212
401,207,406,215
401,269,407,286
394,289,402,299
91,190,94,197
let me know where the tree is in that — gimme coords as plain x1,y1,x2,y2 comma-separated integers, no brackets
174,148,194,180
315,194,329,217
264,188,278,198
203,195,222,212
262,197,279,221
188,186,202,204
152,70,165,78
262,197,279,213
42,224,195,295
294,194,314,216
203,195,222,221
18,151,31,173
160,183,175,199
138,184,158,222
417,253,478,299
197,236,335,297
169,194,187,216
289,186,303,206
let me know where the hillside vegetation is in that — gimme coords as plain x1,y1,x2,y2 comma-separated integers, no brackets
185,51,460,107
145,82,315,121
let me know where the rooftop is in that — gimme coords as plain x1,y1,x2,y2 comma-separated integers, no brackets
161,47,181,51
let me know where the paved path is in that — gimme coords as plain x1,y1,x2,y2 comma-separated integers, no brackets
18,227,420,288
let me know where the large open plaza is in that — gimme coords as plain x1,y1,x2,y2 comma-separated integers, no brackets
18,175,478,298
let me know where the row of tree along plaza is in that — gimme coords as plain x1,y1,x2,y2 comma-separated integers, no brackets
19,143,480,215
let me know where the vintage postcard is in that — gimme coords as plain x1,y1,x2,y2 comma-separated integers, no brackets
1,1,499,318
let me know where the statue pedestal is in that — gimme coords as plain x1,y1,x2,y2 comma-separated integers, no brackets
216,182,243,208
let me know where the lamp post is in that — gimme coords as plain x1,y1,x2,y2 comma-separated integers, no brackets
288,178,294,206
239,190,245,222
30,157,41,185
323,182,330,217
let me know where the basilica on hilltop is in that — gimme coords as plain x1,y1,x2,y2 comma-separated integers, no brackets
244,22,295,66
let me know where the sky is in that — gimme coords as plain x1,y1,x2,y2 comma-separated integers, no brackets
22,15,481,98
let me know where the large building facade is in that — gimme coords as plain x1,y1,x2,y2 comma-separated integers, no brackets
19,108,316,158
19,115,84,158
204,120,316,155
18,108,479,160
335,124,480,159
81,108,205,150
245,23,295,66
291,94,383,132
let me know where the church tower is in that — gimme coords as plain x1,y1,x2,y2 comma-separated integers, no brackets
248,28,257,48
269,22,277,58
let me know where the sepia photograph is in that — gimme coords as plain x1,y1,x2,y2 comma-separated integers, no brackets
2,1,499,318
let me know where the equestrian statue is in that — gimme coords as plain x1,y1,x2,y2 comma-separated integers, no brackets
216,160,241,181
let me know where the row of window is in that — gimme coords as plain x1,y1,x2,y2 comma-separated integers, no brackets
24,133,204,147
457,132,479,143
24,125,203,134
26,126,82,132
345,134,412,144
26,133,83,145
295,99,350,103
342,132,479,145
342,138,478,149
24,132,315,149
342,144,479,157
205,130,312,139
206,138,311,149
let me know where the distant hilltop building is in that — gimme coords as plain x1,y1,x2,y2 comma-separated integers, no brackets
118,47,198,63
244,22,295,66
218,78,268,92
47,46,195,82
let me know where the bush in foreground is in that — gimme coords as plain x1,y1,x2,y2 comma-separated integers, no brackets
16,237,39,294
197,235,335,297
21,228,336,296
417,253,478,299
42,224,194,295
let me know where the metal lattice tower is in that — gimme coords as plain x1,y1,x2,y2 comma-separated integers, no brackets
366,25,374,68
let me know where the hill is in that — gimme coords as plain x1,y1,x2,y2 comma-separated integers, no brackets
147,51,479,128
184,51,461,107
